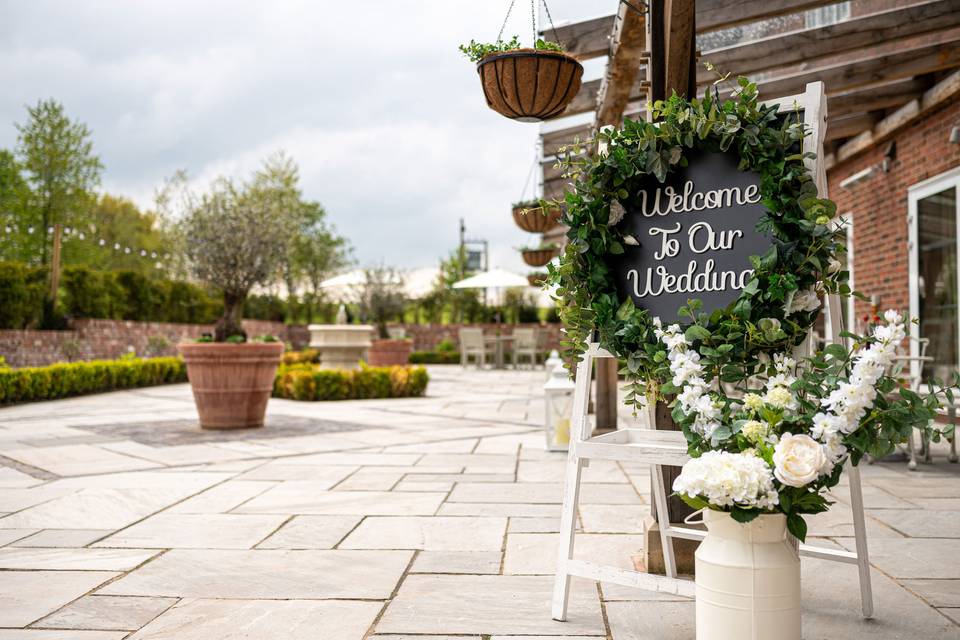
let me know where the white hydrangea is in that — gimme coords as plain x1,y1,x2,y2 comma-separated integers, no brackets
741,419,769,443
674,450,779,510
743,393,764,413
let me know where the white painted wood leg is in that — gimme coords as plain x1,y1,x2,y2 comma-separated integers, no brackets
552,454,584,621
847,462,874,618
652,461,678,579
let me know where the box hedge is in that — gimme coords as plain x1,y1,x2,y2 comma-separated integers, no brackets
0,356,187,405
273,363,429,401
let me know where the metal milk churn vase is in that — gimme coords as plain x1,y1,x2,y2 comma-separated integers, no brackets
695,510,801,640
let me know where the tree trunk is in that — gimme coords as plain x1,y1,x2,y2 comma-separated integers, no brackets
215,292,247,342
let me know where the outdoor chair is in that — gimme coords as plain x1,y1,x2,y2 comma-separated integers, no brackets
459,328,492,368
511,328,539,369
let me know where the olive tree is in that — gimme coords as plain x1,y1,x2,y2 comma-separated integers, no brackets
182,159,298,341
357,266,407,339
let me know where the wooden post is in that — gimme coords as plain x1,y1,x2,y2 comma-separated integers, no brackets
49,223,62,307
643,0,699,574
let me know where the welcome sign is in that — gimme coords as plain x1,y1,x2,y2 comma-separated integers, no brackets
607,148,771,322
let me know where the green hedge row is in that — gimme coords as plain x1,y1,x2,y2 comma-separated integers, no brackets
273,363,429,401
0,261,289,329
0,356,187,405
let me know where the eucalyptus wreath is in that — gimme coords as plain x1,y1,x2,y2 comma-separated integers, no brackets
548,78,850,407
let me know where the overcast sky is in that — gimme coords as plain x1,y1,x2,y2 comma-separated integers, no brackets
0,0,610,273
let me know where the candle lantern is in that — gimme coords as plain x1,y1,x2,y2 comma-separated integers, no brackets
544,349,563,381
543,362,575,451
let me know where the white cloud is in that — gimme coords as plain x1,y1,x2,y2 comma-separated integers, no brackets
0,0,607,272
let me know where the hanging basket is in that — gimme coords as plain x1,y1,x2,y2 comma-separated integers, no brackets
477,49,583,122
527,272,548,287
522,246,559,267
512,204,562,233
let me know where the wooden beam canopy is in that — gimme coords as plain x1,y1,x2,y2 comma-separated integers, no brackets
595,1,648,127
547,0,841,59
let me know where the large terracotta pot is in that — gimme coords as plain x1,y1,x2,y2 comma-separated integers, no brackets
695,510,801,640
367,339,412,366
476,49,583,122
178,342,284,430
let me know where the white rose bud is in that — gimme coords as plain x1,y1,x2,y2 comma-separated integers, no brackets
773,432,827,487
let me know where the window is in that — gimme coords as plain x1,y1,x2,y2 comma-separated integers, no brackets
909,168,960,382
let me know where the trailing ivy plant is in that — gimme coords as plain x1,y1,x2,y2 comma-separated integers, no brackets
547,77,850,409
459,36,564,63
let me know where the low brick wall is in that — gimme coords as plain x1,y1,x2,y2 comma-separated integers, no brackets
0,320,561,367
0,319,307,368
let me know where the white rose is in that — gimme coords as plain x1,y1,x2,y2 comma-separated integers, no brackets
773,433,827,487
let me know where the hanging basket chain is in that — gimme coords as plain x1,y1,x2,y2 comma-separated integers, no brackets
541,0,562,47
530,0,537,45
496,0,518,44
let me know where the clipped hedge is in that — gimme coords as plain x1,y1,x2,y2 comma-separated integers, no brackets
273,363,429,401
0,356,187,405
409,350,460,364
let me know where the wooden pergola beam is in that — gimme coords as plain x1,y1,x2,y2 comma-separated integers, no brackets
746,29,960,101
828,78,930,118
831,68,960,166
697,0,960,85
595,1,648,127
823,112,881,142
548,0,840,59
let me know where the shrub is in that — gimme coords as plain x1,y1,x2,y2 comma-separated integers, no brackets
62,265,117,319
0,261,47,329
0,356,187,405
409,350,460,364
281,349,320,365
273,363,429,401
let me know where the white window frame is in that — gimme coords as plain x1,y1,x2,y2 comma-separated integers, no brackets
907,165,960,384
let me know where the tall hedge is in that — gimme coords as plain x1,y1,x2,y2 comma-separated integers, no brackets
0,261,295,329
0,262,47,329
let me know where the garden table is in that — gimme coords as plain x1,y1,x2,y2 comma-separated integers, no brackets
484,334,514,369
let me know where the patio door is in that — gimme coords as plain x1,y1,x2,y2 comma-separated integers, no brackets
909,167,960,382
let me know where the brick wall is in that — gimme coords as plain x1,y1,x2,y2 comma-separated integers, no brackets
827,98,960,323
0,320,560,367
0,319,303,367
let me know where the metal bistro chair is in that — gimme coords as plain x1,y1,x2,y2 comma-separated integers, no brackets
888,337,935,470
459,328,492,368
511,328,539,369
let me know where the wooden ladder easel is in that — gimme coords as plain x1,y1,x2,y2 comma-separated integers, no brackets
552,82,874,621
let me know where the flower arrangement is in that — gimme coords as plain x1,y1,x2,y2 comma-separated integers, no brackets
668,310,949,539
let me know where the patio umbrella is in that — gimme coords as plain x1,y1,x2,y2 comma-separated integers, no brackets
451,268,529,290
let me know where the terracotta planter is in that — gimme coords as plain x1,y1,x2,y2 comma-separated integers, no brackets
522,247,559,267
178,342,283,430
476,49,583,122
512,205,561,233
367,339,413,366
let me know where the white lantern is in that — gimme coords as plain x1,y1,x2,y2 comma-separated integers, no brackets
544,349,563,380
543,362,575,451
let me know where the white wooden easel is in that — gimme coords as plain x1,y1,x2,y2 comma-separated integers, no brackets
552,82,874,620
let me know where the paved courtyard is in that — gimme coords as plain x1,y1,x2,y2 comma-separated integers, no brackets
0,366,957,639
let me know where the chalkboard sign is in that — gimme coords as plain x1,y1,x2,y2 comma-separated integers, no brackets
607,148,772,323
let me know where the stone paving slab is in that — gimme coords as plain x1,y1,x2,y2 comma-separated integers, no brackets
0,547,157,570
341,516,507,551
0,367,956,638
126,598,384,640
38,594,177,631
255,515,362,549
0,570,118,627
94,513,288,549
376,575,605,635
99,549,413,599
